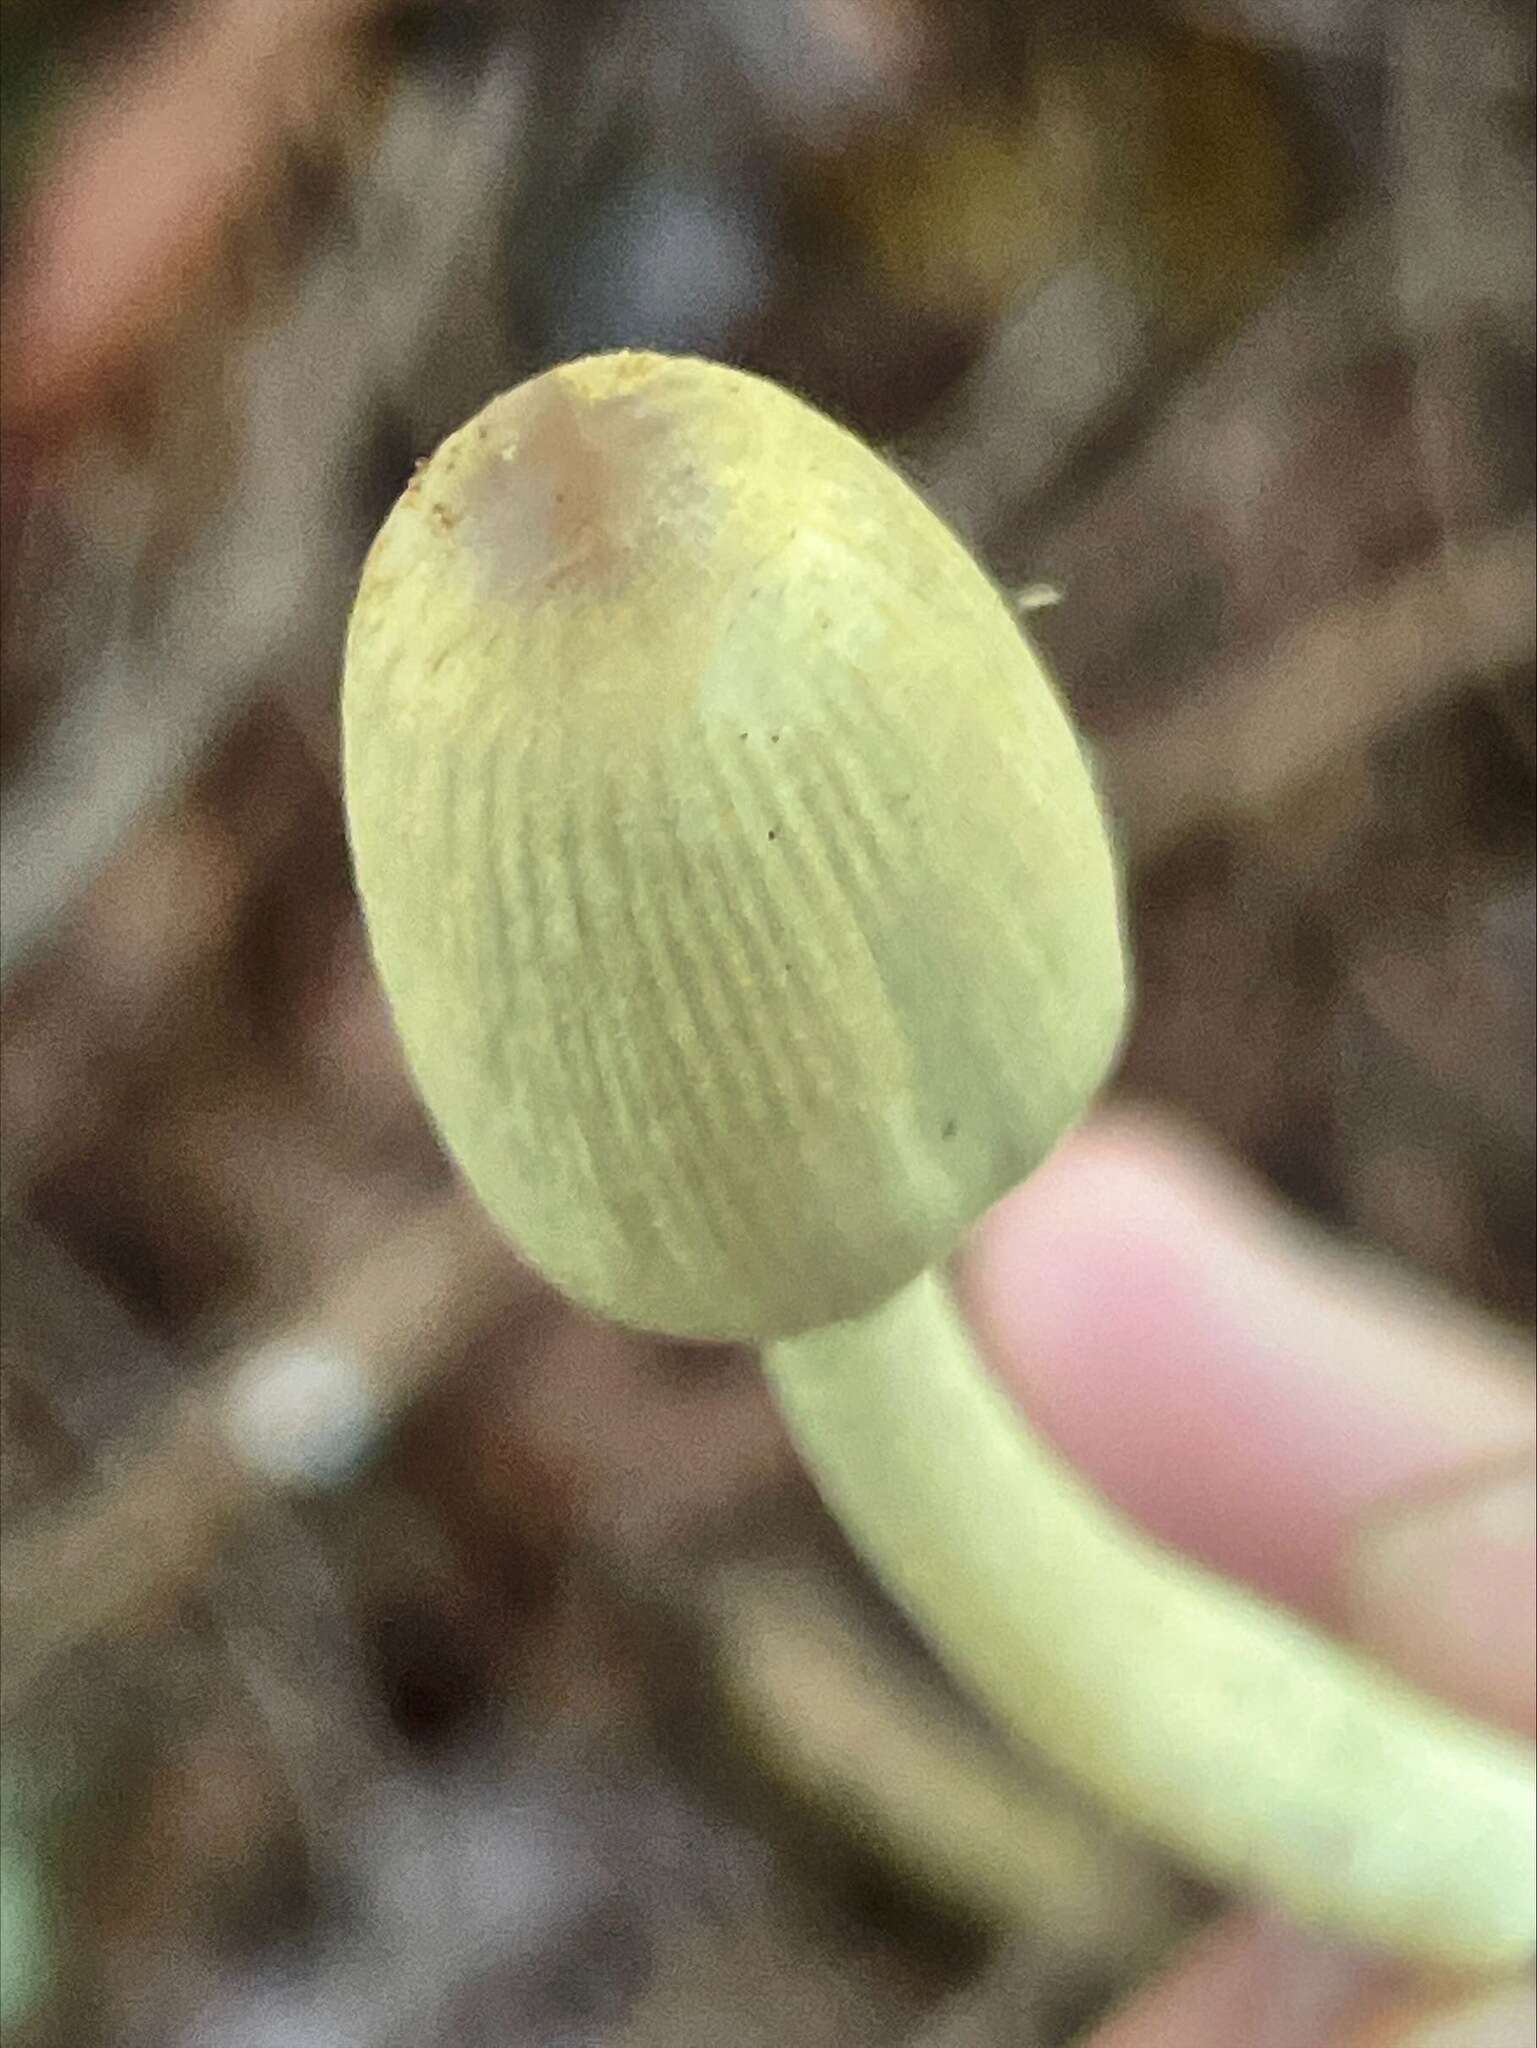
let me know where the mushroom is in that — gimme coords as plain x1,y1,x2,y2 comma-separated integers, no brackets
342,351,1535,1974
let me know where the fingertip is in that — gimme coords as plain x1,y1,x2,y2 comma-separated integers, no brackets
955,1104,1534,1612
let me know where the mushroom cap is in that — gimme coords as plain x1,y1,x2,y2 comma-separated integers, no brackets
343,352,1126,1339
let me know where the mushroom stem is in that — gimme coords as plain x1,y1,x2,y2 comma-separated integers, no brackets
763,1267,1536,1974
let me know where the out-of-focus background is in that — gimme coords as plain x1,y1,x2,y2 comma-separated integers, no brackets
0,2,1532,2042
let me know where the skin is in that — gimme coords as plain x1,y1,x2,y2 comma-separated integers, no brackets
956,1110,1535,2044
343,351,1536,1979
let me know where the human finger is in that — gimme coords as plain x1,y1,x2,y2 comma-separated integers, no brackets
954,1107,1534,1622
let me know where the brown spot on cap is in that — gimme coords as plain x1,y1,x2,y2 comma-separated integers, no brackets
453,360,705,602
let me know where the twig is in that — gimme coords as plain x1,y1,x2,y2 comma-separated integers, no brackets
0,53,524,985
899,1939,1084,2048
708,1561,1191,1968
1105,516,1537,864
0,1192,531,1714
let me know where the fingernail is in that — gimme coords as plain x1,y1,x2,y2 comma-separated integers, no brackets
1346,1456,1536,1735
1394,1980,1537,2047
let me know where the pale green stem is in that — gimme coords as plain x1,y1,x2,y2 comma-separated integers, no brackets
764,1269,1536,1974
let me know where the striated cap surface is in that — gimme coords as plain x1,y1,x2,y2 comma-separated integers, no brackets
344,352,1126,1339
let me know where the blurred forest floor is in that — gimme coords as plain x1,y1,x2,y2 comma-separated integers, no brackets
1,2,1533,2043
